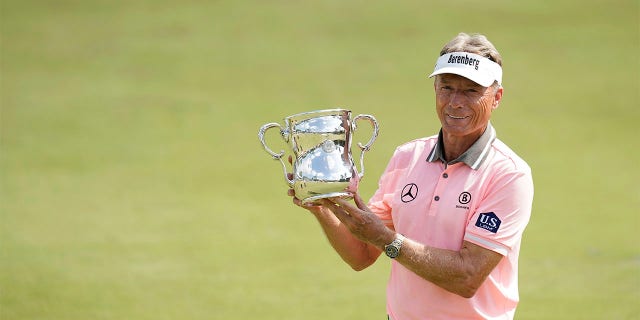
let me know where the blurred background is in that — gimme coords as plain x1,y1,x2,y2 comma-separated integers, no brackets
1,0,638,319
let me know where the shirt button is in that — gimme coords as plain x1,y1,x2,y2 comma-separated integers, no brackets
434,196,440,201
442,173,448,178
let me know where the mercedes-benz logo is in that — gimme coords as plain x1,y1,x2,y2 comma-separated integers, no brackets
401,183,418,203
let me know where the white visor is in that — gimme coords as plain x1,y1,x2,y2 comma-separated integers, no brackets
428,52,502,87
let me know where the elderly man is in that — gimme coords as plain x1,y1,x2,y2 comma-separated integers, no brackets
289,33,534,319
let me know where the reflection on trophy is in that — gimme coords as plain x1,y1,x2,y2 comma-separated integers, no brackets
258,109,379,204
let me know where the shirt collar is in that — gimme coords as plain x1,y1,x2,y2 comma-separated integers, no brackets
426,123,497,170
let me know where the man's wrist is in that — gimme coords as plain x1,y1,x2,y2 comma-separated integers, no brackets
384,233,405,259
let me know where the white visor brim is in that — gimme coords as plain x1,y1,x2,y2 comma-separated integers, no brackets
428,52,502,87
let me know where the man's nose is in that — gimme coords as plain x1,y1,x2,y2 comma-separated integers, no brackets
449,90,465,108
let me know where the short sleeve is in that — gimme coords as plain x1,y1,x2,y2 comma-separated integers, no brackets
368,149,403,229
464,168,534,256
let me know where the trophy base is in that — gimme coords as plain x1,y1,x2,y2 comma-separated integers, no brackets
301,192,353,205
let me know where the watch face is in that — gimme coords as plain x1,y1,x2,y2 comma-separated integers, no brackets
385,246,399,258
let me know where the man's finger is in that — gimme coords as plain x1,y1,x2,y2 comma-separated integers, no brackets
353,193,367,210
329,197,367,224
331,197,360,213
319,199,352,223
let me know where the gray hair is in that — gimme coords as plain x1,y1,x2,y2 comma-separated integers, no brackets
439,33,502,66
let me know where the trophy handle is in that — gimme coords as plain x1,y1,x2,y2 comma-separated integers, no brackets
352,114,379,178
258,122,294,186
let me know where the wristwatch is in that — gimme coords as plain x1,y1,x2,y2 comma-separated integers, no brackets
384,234,405,259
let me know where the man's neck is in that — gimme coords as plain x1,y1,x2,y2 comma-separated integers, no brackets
441,129,484,162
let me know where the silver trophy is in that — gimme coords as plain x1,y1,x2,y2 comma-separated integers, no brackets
258,108,379,204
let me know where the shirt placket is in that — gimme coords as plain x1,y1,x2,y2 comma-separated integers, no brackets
428,162,455,216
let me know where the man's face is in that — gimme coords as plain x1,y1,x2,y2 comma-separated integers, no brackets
434,74,503,139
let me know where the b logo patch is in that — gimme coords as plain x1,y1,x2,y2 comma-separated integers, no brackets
458,192,471,204
475,212,501,233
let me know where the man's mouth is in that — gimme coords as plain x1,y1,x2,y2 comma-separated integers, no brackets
447,114,468,120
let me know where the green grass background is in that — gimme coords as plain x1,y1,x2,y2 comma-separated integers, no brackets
1,0,638,319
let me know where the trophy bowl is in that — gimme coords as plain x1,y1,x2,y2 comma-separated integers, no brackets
258,108,379,204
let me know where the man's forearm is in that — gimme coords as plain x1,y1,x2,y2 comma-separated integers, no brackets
312,207,381,271
394,238,503,298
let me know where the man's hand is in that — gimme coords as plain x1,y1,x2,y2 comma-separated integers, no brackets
286,189,383,270
320,194,395,249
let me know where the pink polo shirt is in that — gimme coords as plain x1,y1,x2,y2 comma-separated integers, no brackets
369,125,534,320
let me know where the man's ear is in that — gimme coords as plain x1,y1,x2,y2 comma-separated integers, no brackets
492,86,503,109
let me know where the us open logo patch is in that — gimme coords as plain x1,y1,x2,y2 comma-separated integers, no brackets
475,212,501,233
